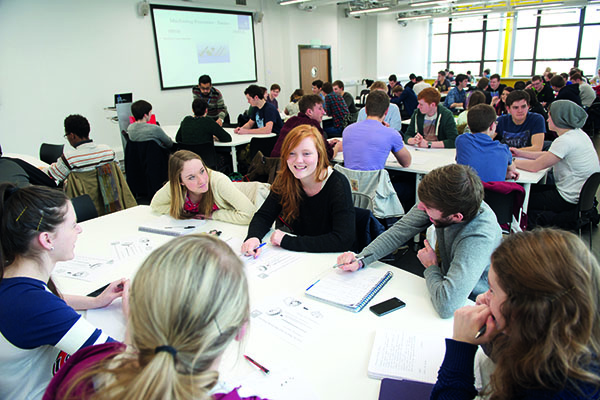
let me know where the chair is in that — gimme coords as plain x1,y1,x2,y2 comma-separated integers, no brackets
71,194,98,222
245,151,280,184
175,142,218,170
582,97,600,137
65,161,137,216
123,134,169,202
358,89,370,106
483,181,526,233
39,143,64,165
334,164,404,219
249,136,278,161
576,172,600,248
352,207,385,253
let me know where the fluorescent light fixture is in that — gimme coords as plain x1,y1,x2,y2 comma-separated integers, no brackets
397,14,433,20
279,0,310,5
349,6,390,15
514,2,565,11
452,9,488,16
410,0,453,7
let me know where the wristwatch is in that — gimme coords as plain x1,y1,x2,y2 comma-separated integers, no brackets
427,141,432,149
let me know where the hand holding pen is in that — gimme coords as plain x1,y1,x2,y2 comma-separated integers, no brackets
334,252,373,272
452,304,498,345
241,237,266,258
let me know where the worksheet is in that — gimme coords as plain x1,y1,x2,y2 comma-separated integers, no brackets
242,245,302,279
52,255,114,282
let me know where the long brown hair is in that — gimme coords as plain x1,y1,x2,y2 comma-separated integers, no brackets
168,150,215,219
488,229,600,399
272,125,329,223
60,234,250,399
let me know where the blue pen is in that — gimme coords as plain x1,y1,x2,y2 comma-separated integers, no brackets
253,242,267,251
306,279,320,291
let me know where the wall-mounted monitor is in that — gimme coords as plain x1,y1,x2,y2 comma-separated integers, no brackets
150,5,258,90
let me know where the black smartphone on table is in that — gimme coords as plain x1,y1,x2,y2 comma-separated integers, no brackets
370,297,406,316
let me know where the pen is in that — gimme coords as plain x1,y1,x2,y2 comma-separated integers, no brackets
475,324,487,339
164,226,195,229
253,242,267,251
306,279,320,291
244,355,270,374
332,253,373,269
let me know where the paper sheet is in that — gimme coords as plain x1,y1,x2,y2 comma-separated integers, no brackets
250,295,327,347
85,298,127,341
242,245,302,279
368,329,446,384
52,255,114,282
110,236,154,261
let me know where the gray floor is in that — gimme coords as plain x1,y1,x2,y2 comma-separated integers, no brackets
385,133,600,277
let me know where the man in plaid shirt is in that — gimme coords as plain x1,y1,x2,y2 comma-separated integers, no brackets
192,74,228,126
322,81,349,138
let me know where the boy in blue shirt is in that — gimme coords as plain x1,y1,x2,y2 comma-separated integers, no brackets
456,104,519,182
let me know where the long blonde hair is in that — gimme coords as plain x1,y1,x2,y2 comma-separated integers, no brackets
272,124,329,223
168,150,215,219
62,234,249,399
488,229,600,399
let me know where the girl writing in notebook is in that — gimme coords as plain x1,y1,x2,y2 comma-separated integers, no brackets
0,184,126,400
45,234,267,400
431,229,600,399
150,150,269,225
242,124,355,256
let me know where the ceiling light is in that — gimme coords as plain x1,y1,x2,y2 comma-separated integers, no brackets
279,0,310,5
514,2,565,11
410,0,453,7
397,14,433,20
349,6,390,15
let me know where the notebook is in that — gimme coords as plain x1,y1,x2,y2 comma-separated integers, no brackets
304,267,392,312
368,329,445,384
378,378,434,400
138,216,206,237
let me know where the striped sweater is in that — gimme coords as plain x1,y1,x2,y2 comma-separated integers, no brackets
45,140,116,184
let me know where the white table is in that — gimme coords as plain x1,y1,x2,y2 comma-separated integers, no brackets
162,125,276,173
3,152,49,169
53,206,454,399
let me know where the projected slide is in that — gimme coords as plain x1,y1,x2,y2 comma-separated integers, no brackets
151,5,257,89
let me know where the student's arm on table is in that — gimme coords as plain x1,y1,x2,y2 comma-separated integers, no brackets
64,278,128,310
234,119,255,134
238,121,274,135
517,132,544,152
513,151,560,172
242,191,281,258
393,147,412,167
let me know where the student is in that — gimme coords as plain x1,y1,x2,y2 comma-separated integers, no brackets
492,87,513,116
431,229,600,399
495,90,545,151
528,74,555,107
265,83,281,110
405,87,458,148
455,90,486,130
357,81,402,131
433,70,451,93
332,80,358,116
311,79,325,100
284,89,303,116
390,84,418,120
0,184,126,400
45,115,116,184
336,164,501,319
127,100,173,149
387,74,400,97
192,74,228,126
513,100,600,221
456,104,519,182
322,81,349,138
486,74,506,99
242,125,355,255
551,75,582,106
443,74,469,114
234,85,283,135
175,99,232,145
44,234,266,400
151,150,267,225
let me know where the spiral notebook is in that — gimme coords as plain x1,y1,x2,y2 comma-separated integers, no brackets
304,268,392,312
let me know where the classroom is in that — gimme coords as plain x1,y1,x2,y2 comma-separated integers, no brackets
2,0,600,399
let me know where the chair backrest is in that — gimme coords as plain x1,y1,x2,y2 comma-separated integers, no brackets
579,172,600,212
334,164,404,219
249,136,278,161
39,143,64,165
71,194,98,222
484,189,516,225
124,139,169,199
174,142,218,170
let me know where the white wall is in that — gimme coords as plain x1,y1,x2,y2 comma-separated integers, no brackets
0,0,414,158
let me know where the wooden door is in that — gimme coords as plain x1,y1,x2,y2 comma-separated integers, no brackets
299,47,331,94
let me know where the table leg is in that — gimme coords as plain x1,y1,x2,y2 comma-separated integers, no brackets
230,146,238,173
414,174,423,247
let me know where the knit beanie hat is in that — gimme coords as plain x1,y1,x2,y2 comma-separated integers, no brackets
549,100,588,129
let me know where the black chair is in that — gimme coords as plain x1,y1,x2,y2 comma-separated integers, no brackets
71,194,98,222
123,133,169,203
174,142,218,170
40,143,64,165
577,172,600,249
249,136,278,161
484,189,516,227
582,97,600,137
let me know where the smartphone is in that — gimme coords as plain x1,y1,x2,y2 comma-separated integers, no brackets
370,297,406,316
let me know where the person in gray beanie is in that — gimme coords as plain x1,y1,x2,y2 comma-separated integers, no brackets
511,100,600,222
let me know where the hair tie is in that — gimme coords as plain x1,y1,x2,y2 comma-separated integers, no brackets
155,345,177,358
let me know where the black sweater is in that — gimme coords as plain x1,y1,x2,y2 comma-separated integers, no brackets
246,170,355,252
